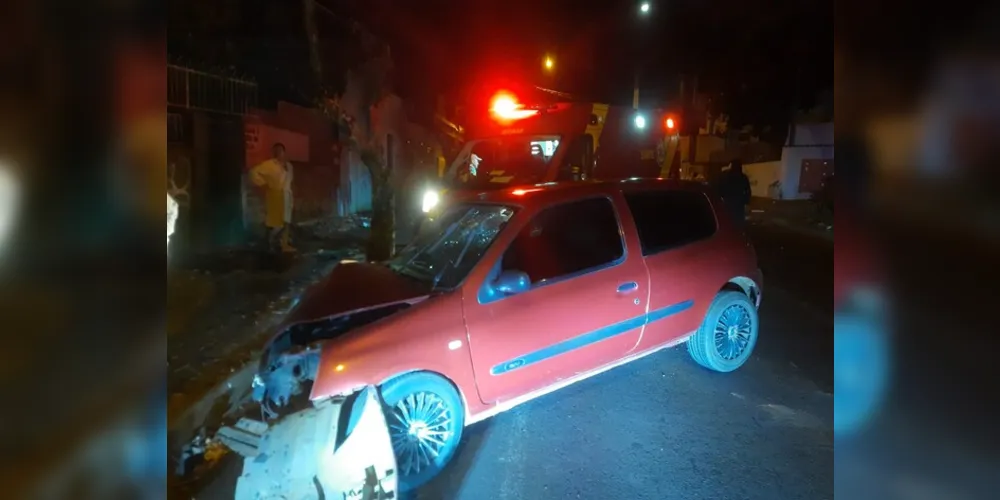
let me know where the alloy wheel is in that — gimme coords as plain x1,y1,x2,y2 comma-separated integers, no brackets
388,391,455,478
714,303,754,360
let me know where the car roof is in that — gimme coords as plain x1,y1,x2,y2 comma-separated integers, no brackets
464,178,714,209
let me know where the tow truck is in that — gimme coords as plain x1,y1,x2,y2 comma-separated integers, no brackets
420,89,682,215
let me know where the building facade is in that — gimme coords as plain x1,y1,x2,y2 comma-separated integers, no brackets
742,122,834,200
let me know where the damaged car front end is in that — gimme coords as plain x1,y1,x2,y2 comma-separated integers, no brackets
253,253,437,408
218,259,435,498
252,298,420,418
221,203,517,494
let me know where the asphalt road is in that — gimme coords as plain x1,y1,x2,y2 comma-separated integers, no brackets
192,221,834,500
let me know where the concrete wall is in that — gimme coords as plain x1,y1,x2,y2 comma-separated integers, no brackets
276,102,341,168
743,161,783,198
244,121,310,166
779,122,834,200
334,70,442,220
339,149,373,215
678,135,727,164
780,146,834,199
243,104,346,227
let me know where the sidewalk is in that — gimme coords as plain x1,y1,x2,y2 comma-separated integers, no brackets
748,197,834,242
167,219,368,488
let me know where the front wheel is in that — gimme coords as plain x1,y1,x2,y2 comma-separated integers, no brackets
381,372,465,492
688,291,760,372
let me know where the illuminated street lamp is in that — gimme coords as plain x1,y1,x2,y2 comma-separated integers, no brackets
544,56,554,71
640,2,650,14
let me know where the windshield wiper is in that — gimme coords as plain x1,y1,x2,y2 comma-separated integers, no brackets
387,262,431,284
430,259,453,290
431,224,481,290
403,218,462,269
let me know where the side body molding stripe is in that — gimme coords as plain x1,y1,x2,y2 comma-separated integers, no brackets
490,300,695,376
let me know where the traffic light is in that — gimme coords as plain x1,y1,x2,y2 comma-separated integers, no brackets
663,114,679,133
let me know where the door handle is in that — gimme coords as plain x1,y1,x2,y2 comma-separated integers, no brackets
617,281,639,293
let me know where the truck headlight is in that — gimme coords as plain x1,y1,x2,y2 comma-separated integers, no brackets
0,164,19,254
167,193,178,251
422,190,440,213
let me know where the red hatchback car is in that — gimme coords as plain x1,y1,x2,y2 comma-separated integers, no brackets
255,179,763,491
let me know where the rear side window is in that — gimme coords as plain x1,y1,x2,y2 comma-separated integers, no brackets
502,197,624,284
624,190,717,255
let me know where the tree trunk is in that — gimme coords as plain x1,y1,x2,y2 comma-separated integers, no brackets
366,171,395,261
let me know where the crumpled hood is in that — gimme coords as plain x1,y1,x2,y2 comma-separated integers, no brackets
255,261,432,406
281,260,430,330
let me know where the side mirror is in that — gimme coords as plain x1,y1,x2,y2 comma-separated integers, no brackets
495,270,530,295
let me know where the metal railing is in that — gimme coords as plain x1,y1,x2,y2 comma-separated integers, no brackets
167,112,185,144
167,64,258,116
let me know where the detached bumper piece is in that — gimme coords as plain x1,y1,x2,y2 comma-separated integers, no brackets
215,418,269,458
223,386,398,500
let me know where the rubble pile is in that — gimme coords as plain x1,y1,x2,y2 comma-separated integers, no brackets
301,214,371,241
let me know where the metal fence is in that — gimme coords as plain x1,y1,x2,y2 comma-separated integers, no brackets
167,64,258,116
167,112,185,144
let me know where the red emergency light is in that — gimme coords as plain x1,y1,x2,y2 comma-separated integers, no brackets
490,92,539,120
665,117,675,130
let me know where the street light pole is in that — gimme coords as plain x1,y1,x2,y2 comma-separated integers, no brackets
633,72,640,110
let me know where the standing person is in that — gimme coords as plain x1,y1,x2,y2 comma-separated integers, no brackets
250,143,296,253
717,159,752,227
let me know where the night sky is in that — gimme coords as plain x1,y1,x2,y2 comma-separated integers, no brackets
170,0,831,136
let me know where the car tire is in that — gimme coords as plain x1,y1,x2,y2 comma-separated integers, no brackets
380,372,465,492
688,291,760,372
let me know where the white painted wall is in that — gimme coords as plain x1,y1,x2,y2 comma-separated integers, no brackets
334,68,405,216
779,122,835,199
338,149,372,215
779,146,835,199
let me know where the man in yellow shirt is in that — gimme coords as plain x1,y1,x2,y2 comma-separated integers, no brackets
250,143,295,253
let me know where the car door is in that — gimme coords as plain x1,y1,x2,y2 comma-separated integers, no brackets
622,188,722,351
463,195,649,404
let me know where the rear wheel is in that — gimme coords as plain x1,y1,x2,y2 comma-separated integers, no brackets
381,372,465,492
688,291,759,372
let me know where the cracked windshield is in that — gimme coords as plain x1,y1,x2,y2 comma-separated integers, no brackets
446,135,560,190
390,204,515,289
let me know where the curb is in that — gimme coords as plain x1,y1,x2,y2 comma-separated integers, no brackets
167,256,343,465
